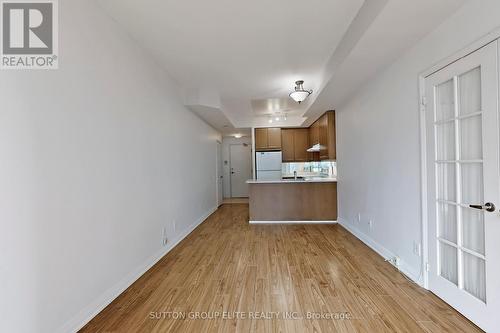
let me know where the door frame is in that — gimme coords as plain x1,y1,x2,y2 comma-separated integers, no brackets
419,28,500,290
228,143,252,198
216,140,223,207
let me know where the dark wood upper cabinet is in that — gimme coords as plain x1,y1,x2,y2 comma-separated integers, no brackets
281,128,309,162
319,113,329,160
281,129,295,162
255,128,282,151
307,110,336,161
294,128,309,162
319,111,336,160
327,111,336,160
255,128,268,151
267,128,282,149
255,112,334,159
309,121,319,146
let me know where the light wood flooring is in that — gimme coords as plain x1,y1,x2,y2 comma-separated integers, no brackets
222,197,249,204
81,204,482,332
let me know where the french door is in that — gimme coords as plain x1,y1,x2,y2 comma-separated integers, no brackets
425,41,500,332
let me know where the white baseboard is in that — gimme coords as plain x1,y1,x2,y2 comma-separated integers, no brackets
58,206,218,333
249,220,337,224
338,217,422,286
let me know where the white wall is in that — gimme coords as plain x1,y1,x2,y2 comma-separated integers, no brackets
0,1,221,333
336,0,500,281
221,137,252,198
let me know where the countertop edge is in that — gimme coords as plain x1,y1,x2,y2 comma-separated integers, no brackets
246,178,337,184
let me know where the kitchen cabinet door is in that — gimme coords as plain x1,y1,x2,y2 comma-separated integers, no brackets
267,128,282,149
319,114,329,160
281,129,295,162
327,111,336,160
255,128,268,151
294,129,309,162
309,121,319,145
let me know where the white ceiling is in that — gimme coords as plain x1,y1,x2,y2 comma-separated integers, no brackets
97,0,466,133
307,0,467,121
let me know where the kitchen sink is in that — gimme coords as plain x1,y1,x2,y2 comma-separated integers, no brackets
282,176,305,180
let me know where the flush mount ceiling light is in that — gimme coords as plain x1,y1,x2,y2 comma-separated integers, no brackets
234,133,242,138
289,80,312,104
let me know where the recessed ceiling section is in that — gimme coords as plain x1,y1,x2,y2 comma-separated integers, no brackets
251,98,295,116
187,105,251,137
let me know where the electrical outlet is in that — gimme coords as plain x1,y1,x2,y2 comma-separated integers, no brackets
357,213,361,223
368,219,373,229
394,256,400,266
162,227,168,246
386,256,401,268
173,219,176,232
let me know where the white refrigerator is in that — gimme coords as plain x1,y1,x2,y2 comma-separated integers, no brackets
256,151,282,180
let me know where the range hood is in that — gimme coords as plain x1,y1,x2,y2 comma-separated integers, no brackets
306,143,321,152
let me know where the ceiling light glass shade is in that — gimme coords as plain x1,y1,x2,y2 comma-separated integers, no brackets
289,90,310,103
289,80,312,104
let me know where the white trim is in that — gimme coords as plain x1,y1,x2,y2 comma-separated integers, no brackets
419,75,430,289
216,140,223,207
421,27,500,78
251,127,256,179
57,206,218,333
249,220,337,224
338,218,422,285
418,30,500,291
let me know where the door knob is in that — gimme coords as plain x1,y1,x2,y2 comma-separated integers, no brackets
469,202,496,212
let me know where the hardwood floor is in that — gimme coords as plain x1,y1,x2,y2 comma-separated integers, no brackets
222,197,249,204
81,204,482,333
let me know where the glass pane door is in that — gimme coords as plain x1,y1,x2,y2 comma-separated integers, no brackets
426,40,500,332
433,66,486,302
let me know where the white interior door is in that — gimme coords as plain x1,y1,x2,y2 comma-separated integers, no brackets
230,144,252,197
216,141,223,206
425,41,500,332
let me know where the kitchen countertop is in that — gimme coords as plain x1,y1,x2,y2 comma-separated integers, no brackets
246,177,337,184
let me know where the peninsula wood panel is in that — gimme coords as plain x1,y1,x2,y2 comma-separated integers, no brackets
249,182,337,221
81,204,482,333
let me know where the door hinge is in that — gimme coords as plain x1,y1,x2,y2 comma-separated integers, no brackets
421,96,427,107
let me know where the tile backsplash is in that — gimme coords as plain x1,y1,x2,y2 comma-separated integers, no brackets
282,161,337,178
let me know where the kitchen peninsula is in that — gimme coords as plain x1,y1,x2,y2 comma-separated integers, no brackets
248,110,338,223
247,178,337,222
